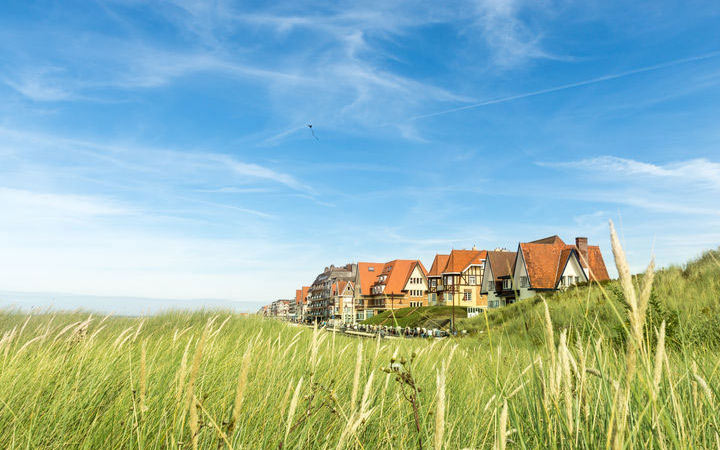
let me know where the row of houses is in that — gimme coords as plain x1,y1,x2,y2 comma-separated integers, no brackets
260,234,610,324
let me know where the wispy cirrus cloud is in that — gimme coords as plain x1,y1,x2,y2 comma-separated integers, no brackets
0,187,131,221
0,127,315,224
542,156,720,191
539,156,720,216
0,0,564,142
471,0,565,68
3,67,76,102
0,127,310,192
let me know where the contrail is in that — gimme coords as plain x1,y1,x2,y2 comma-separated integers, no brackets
408,51,720,121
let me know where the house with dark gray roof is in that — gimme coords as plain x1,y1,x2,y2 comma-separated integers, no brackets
480,250,518,308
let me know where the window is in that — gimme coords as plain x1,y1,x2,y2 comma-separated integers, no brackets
431,279,437,288
446,276,453,286
468,276,476,285
368,267,374,271
520,276,529,288
463,290,472,301
503,279,512,290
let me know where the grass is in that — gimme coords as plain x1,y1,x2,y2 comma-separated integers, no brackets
362,305,468,328
459,246,720,349
0,225,719,448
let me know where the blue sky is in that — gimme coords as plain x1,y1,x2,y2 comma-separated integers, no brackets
1,0,719,312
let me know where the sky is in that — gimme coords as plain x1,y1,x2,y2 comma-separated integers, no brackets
1,0,719,313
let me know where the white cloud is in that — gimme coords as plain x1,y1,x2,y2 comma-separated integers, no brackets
0,127,311,196
0,0,562,141
473,0,555,67
213,155,313,193
0,185,322,301
4,69,74,102
0,187,131,221
544,156,720,191
539,156,720,216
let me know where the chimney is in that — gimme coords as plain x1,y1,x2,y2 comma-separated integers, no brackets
575,237,588,265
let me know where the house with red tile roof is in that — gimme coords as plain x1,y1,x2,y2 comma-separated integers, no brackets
426,254,449,306
438,247,489,309
353,262,384,322
511,235,610,300
361,259,428,319
304,262,384,324
294,286,311,322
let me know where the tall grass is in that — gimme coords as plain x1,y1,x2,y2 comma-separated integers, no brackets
0,224,719,448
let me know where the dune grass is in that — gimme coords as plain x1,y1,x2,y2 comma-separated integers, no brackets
362,305,468,328
0,225,719,448
459,246,720,349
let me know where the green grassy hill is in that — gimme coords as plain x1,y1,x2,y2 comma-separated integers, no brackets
361,305,467,328
0,244,718,447
462,247,720,348
366,248,720,348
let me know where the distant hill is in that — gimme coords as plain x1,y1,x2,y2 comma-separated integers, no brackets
0,290,263,316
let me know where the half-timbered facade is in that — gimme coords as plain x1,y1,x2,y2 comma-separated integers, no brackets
440,248,488,308
426,254,449,306
363,259,429,317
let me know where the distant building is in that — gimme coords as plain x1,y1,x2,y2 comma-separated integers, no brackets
361,259,428,318
307,264,356,323
438,247,488,309
480,250,518,308
426,254,449,306
295,286,310,322
511,235,610,300
353,262,385,322
270,299,293,319
329,280,355,324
